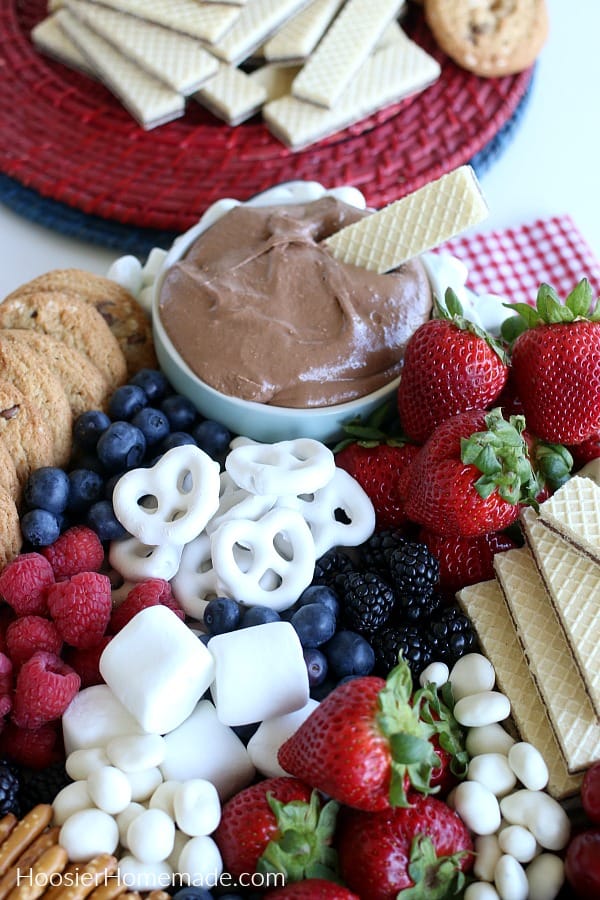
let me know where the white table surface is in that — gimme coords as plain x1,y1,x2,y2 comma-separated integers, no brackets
0,0,598,299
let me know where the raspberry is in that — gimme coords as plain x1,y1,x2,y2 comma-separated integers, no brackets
12,651,80,729
42,526,105,580
109,579,184,633
46,572,112,649
5,617,63,668
0,653,13,696
64,637,111,688
0,553,54,616
0,720,63,769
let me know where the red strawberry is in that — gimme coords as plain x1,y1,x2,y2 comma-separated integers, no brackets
213,776,339,883
565,828,600,900
419,528,518,592
506,280,600,444
403,408,539,538
278,656,464,812
336,794,473,900
568,431,600,468
397,289,508,444
264,880,359,899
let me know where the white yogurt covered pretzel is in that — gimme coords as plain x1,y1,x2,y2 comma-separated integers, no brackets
206,472,278,536
225,438,335,497
113,445,220,546
171,533,222,619
109,535,184,583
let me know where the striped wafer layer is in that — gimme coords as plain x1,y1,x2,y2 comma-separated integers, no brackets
539,475,600,564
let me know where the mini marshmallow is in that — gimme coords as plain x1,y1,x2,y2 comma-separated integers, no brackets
127,808,176,864
171,533,222,618
106,255,144,297
161,701,255,801
62,685,145,755
174,779,221,836
109,534,184,583
59,808,119,862
176,835,223,887
117,856,173,892
225,438,335,497
116,802,146,849
112,446,220,546
149,780,181,819
209,621,309,726
87,765,132,815
127,767,164,803
65,747,109,781
99,605,215,734
106,733,167,772
247,699,319,778
167,829,190,872
142,246,168,285
53,781,93,826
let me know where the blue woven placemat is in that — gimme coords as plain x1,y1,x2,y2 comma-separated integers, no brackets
0,74,534,262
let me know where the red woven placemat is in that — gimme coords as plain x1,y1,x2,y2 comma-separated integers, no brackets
1,2,533,234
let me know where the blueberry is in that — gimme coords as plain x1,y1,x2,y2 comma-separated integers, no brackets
240,606,281,628
20,509,61,547
310,676,338,702
72,410,111,450
23,467,70,514
297,584,340,621
192,420,231,459
108,384,148,421
303,647,328,687
203,598,242,635
198,633,212,647
104,472,124,499
324,629,375,678
129,368,170,403
160,394,197,431
159,432,197,453
68,447,106,475
96,422,146,472
130,406,171,447
86,501,128,541
67,469,105,513
232,721,259,744
172,889,213,900
290,603,336,648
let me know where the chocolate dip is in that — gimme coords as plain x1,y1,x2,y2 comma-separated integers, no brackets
159,197,432,408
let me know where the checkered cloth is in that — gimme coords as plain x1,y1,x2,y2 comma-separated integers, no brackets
441,215,600,305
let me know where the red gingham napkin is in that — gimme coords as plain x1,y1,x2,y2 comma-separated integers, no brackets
440,215,600,305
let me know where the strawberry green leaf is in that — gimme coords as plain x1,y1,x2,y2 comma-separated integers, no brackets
537,283,573,323
533,441,573,490
414,683,469,779
502,301,541,328
565,278,594,318
500,313,528,344
398,836,470,899
432,288,508,363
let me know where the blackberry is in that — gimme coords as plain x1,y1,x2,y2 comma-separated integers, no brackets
427,605,479,668
340,571,396,636
372,625,434,681
394,590,445,625
0,760,20,817
19,763,71,814
359,528,407,576
311,548,355,588
389,541,440,599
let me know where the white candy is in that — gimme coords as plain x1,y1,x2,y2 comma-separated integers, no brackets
466,724,516,757
127,808,176,863
106,734,167,772
174,780,221,836
127,767,164,803
100,605,215,734
209,621,309,726
498,825,538,863
494,854,528,900
142,246,169,285
87,766,132,815
468,754,517,797
106,255,143,296
449,653,496,701
59,809,119,862
149,781,181,819
526,853,565,900
113,446,220,546
465,885,501,900
247,699,319,778
507,742,549,791
137,285,154,315
65,747,109,781
206,473,276,536
62,685,145,754
176,835,223,887
453,781,501,835
473,834,502,882
419,661,450,689
225,438,335,497
161,701,255,800
109,535,184,582
117,856,173,892
210,507,315,611
168,829,190,872
53,781,93,826
116,802,146,849
454,691,511,728
171,533,222,618
499,791,570,851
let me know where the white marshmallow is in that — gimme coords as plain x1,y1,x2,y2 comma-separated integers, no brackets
209,622,309,726
174,780,221,837
167,829,190,872
161,701,255,801
106,256,143,296
99,606,215,734
53,781,93,827
149,780,181,820
65,747,109,781
117,856,173,892
116,802,146,849
62,685,144,754
247,699,319,778
176,835,223,887
142,247,168,285
127,767,164,803
59,809,119,862
449,653,496,701
106,733,167,772
127,808,176,863
87,766,132,815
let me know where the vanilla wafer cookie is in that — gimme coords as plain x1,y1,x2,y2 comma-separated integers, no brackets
65,0,219,94
248,64,301,102
0,383,55,487
210,0,312,66
32,13,97,76
263,0,345,63
323,165,487,272
0,489,21,572
57,10,185,130
494,546,600,773
457,579,582,799
0,807,53,879
521,505,600,718
292,0,404,107
84,0,240,43
264,35,440,151
538,475,600,564
194,63,267,125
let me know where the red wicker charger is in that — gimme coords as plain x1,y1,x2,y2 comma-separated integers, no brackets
1,2,533,234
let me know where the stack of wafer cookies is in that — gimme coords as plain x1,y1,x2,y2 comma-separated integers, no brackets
457,472,600,801
0,268,155,567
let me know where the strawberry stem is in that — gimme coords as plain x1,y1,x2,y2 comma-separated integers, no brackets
397,836,470,899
